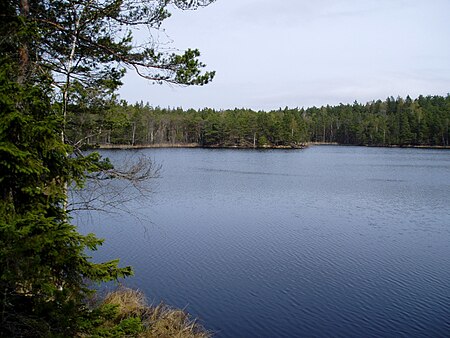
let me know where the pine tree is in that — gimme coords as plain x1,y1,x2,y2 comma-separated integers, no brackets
1,0,215,336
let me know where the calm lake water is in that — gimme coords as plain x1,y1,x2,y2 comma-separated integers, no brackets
76,146,450,337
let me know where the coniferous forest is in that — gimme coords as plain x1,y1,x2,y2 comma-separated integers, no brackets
67,94,450,149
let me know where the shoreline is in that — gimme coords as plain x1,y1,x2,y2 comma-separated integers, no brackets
308,142,450,150
94,142,450,150
96,143,306,150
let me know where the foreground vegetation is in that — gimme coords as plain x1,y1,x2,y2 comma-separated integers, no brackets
67,94,450,149
1,0,214,336
81,288,210,337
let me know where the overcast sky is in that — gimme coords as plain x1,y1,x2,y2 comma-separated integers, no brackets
119,0,450,111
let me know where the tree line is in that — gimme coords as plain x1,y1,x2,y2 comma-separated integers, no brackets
68,94,450,148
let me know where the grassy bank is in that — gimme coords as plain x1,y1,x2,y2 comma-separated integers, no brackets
80,288,211,337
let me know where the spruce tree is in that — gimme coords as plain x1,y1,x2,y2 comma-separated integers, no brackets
1,0,215,336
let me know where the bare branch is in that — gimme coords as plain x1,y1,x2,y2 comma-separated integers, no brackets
69,154,161,215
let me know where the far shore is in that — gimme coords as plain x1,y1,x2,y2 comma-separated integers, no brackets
94,142,450,150
96,143,306,150
308,142,450,150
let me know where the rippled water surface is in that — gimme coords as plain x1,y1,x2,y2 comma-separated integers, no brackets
77,146,450,337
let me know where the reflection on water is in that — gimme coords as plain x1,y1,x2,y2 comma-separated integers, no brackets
76,146,450,338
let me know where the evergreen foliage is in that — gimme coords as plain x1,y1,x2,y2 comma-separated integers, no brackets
0,59,132,337
68,95,450,148
1,0,215,336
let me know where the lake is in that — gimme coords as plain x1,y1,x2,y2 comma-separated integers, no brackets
76,146,450,337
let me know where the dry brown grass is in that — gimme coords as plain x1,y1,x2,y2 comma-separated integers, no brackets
102,287,212,338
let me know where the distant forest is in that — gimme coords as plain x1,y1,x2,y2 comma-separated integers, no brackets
67,94,450,148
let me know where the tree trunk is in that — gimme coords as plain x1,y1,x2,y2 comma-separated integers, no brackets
131,123,136,145
18,0,30,84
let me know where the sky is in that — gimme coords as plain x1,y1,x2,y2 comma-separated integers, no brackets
119,0,450,111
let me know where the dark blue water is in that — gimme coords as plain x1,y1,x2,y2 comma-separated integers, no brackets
76,146,450,337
